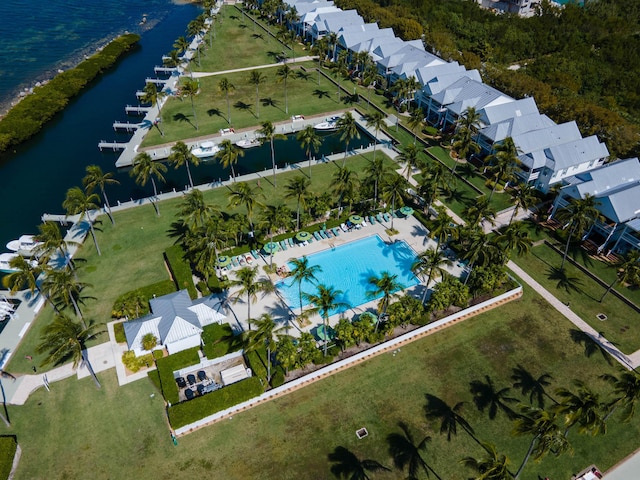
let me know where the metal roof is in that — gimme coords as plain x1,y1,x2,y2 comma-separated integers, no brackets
545,135,609,170
480,113,555,143
478,97,539,126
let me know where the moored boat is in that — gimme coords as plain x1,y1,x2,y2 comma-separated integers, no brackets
313,115,340,131
0,252,38,274
191,141,220,159
235,138,261,149
6,235,41,257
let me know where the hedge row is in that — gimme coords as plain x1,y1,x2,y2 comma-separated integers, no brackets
0,33,140,153
164,246,198,300
0,436,17,480
167,377,263,429
201,323,242,359
244,347,268,383
155,347,201,405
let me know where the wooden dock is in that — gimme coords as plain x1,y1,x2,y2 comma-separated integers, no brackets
98,141,128,151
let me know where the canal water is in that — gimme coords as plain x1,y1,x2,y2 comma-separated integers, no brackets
0,2,371,255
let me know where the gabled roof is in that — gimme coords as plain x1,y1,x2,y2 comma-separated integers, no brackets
479,113,555,143
415,62,465,85
434,78,513,115
562,158,640,223
544,135,609,170
478,97,539,127
338,25,388,51
379,45,439,74
515,121,583,170
420,70,482,97
311,9,363,34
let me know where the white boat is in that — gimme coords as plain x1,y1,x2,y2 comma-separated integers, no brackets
0,252,37,274
191,141,220,159
235,138,261,149
6,235,41,257
313,115,340,131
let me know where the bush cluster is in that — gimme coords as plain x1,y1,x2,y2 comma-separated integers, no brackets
121,351,154,373
164,246,198,299
111,280,176,319
0,34,140,153
201,323,242,359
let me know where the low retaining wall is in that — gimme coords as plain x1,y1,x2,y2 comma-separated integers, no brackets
174,285,523,436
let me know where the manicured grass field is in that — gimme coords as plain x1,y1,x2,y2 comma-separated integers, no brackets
2,287,637,480
6,153,396,374
514,242,640,353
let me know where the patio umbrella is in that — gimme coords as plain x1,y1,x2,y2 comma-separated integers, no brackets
400,206,414,216
216,255,231,267
296,231,312,242
349,215,363,224
263,242,279,254
316,324,335,341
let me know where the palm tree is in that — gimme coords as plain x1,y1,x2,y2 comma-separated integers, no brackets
337,111,360,165
411,248,452,303
288,256,322,315
408,108,424,144
163,49,181,68
332,50,349,101
276,64,292,114
0,367,16,427
599,249,640,302
469,375,519,420
511,364,556,408
364,155,387,208
82,165,119,225
387,421,443,480
303,284,348,356
259,203,290,266
63,186,102,256
418,162,451,216
485,137,519,202
424,393,476,442
34,221,76,269
555,379,607,436
284,175,311,231
297,125,321,178
36,314,102,388
462,196,496,229
216,139,244,182
600,370,640,422
512,405,571,480
173,35,190,54
187,216,225,283
495,222,533,259
130,152,168,216
218,77,235,125
555,194,603,270
257,120,286,188
508,184,537,225
460,442,512,480
398,143,422,180
2,255,56,311
365,110,386,163
42,268,92,327
366,272,403,331
248,70,266,118
244,313,283,383
180,78,200,130
362,64,381,108
381,174,407,230
430,208,457,250
332,165,359,213
328,446,391,480
168,141,200,189
231,266,274,330
141,82,166,136
178,188,218,231
227,181,264,234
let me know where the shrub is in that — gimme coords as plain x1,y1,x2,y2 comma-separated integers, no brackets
113,322,127,343
111,280,176,318
244,347,268,383
196,281,210,296
121,351,154,373
165,245,198,299
141,333,158,351
0,436,17,480
152,349,165,360
167,377,263,429
201,323,242,359
155,347,201,404
270,367,285,388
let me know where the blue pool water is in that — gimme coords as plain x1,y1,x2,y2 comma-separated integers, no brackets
277,235,420,315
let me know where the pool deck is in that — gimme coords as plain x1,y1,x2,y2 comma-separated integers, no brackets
223,214,466,337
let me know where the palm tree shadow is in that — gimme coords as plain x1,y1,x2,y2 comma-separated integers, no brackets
206,108,223,118
260,97,282,112
342,93,359,106
468,375,519,420
547,266,586,295
167,220,189,242
313,89,331,99
266,50,280,61
234,101,253,113
569,328,616,366
252,33,264,40
296,70,311,81
173,113,195,129
443,188,469,205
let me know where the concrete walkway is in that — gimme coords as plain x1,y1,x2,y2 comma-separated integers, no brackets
191,56,316,78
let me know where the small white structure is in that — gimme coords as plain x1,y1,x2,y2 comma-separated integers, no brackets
220,364,251,386
124,290,226,356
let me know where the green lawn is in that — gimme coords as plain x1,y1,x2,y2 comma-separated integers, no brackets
2,287,637,480
6,153,396,374
514,242,640,354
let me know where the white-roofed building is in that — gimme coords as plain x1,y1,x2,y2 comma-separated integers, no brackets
550,158,640,254
124,290,226,356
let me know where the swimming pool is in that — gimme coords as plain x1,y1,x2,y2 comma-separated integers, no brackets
277,235,420,316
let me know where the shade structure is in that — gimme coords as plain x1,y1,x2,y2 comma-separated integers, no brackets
349,215,363,224
400,206,414,216
296,231,312,242
263,242,279,254
216,255,231,267
316,324,335,341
